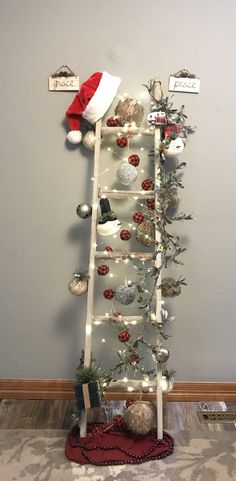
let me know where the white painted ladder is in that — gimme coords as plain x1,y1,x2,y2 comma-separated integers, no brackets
80,120,163,439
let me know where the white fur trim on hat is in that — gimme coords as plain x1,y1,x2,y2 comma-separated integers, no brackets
82,71,121,124
67,130,82,144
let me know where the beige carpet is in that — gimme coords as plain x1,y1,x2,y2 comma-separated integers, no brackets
0,429,235,481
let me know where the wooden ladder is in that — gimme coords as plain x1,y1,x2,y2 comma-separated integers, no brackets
80,120,163,439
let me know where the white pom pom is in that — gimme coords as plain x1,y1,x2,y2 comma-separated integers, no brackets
67,130,82,144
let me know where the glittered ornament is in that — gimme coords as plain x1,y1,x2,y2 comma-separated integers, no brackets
68,272,89,296
115,283,136,305
141,179,154,191
82,131,96,150
106,117,119,127
152,346,170,363
133,211,144,224
161,277,181,298
124,401,155,435
115,98,144,127
116,136,128,148
104,246,113,252
120,229,131,241
164,137,185,157
135,220,155,247
128,154,140,167
118,330,131,342
116,163,137,185
76,203,92,219
103,288,115,300
97,265,109,276
146,199,155,210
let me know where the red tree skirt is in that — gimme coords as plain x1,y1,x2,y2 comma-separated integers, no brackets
65,424,174,466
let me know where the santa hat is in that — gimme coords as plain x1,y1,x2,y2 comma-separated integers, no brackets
66,71,121,144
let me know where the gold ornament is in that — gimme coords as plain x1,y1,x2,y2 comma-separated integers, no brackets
83,131,96,150
124,401,156,435
115,98,144,127
68,273,89,296
135,220,155,247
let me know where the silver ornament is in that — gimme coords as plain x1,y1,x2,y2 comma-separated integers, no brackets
82,131,96,150
116,163,137,185
76,203,92,219
124,401,155,435
152,346,169,364
115,283,136,305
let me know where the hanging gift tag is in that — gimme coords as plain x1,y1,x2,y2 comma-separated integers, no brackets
168,68,200,94
48,65,79,91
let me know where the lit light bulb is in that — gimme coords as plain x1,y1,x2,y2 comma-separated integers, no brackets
131,320,137,325
101,338,106,343
94,320,101,325
123,377,128,383
109,273,114,278
149,387,154,392
127,386,134,392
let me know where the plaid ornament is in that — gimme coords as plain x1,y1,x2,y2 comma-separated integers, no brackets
113,415,126,429
106,117,118,127
128,154,140,167
116,137,128,148
97,265,109,276
133,211,144,224
120,229,131,241
141,179,154,191
118,330,130,342
113,311,122,319
103,289,115,300
104,246,113,252
146,198,155,210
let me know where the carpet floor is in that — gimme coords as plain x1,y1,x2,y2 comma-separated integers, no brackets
0,429,235,481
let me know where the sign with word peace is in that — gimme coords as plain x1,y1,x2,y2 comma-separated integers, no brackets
168,69,200,94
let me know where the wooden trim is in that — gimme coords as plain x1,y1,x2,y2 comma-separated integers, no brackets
0,380,236,401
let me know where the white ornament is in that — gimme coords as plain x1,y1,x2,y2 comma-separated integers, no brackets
116,163,137,185
83,131,96,150
164,137,185,157
97,219,121,236
67,130,82,144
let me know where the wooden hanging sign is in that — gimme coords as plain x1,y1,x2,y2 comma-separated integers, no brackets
168,68,200,94
48,65,79,91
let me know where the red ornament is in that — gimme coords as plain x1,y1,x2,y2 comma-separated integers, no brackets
126,399,135,408
118,330,130,342
146,198,155,210
128,154,140,167
165,124,180,138
104,246,113,252
97,265,109,276
92,426,104,437
120,229,131,241
113,415,126,429
129,353,140,364
103,289,115,300
133,211,144,224
141,179,154,191
113,312,122,319
116,137,128,148
106,117,118,127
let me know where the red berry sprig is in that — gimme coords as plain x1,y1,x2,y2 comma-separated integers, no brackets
129,353,140,364
104,246,113,252
92,426,104,438
118,330,130,342
133,211,144,224
103,289,115,300
141,178,154,191
128,154,140,167
106,117,119,127
120,229,131,241
146,198,155,210
113,415,126,429
116,137,128,148
97,265,109,276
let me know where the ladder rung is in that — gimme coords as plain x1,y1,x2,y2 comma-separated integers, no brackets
102,126,154,136
98,189,155,199
108,379,156,389
95,251,156,260
92,315,144,324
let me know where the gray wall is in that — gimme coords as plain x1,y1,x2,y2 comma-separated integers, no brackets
0,0,235,381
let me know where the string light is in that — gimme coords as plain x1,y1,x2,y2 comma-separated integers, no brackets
123,377,128,383
109,273,114,278
149,387,154,392
101,338,106,343
128,386,134,392
94,320,101,325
